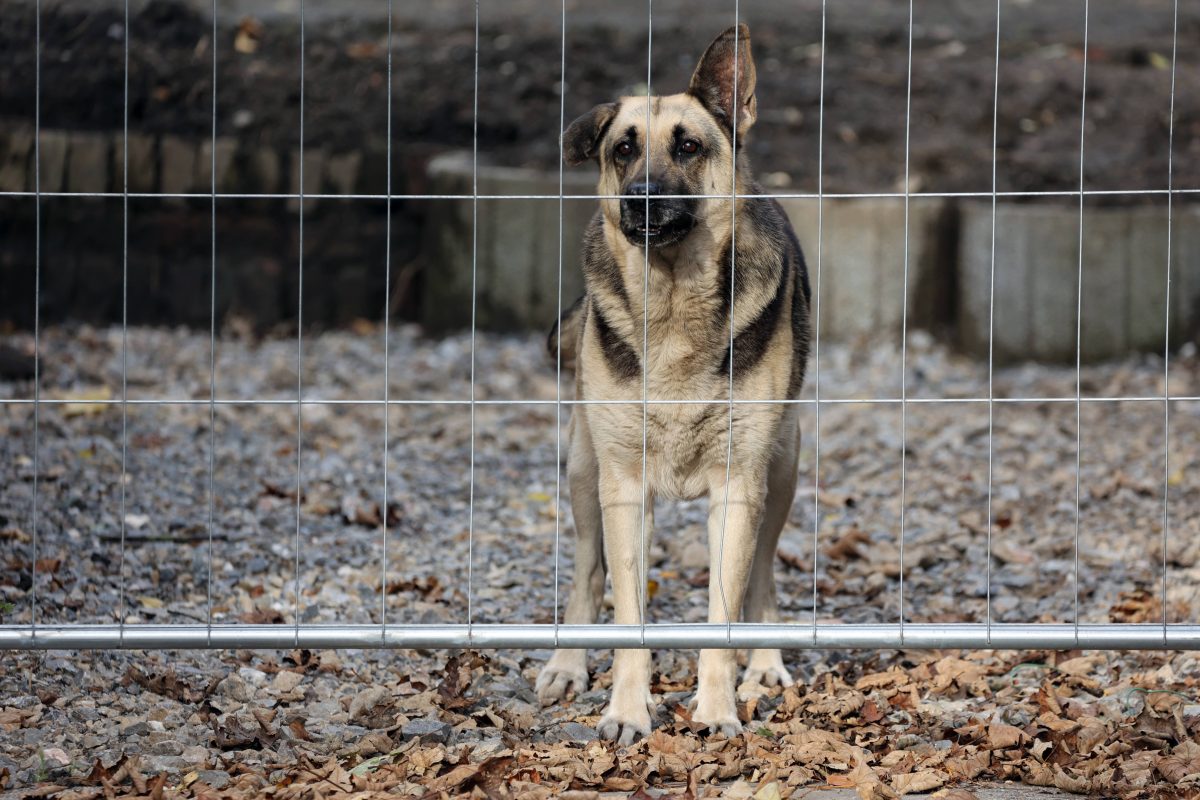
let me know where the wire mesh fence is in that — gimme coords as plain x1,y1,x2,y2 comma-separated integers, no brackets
0,0,1196,652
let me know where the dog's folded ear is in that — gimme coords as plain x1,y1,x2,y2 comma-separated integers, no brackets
688,24,757,140
563,102,619,166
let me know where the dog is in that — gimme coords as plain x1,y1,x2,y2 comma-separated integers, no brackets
536,24,811,744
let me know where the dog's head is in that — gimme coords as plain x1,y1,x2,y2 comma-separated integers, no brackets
563,24,757,249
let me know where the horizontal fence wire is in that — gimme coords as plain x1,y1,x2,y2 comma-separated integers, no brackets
4,0,1193,654
4,396,1200,406
1,189,1198,200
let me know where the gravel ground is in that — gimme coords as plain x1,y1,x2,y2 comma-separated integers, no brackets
1,325,1200,796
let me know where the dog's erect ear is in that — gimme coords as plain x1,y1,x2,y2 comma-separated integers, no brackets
688,24,757,139
562,102,619,166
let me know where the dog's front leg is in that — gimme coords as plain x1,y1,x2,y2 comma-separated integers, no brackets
537,414,606,705
692,471,766,737
595,464,655,745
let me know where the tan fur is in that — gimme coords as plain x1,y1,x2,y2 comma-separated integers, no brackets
538,24,810,744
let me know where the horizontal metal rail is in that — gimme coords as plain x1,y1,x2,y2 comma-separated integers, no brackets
1,624,1196,651
1,188,1199,201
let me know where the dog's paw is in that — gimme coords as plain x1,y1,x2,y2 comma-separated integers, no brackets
597,687,655,745
742,663,794,688
691,709,743,739
535,661,589,706
596,707,653,746
689,689,742,739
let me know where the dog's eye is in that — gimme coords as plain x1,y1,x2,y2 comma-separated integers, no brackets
679,139,701,155
615,141,634,158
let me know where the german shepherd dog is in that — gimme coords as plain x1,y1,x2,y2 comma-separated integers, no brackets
537,24,811,744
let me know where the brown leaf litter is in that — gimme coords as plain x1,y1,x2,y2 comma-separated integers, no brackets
10,648,1198,799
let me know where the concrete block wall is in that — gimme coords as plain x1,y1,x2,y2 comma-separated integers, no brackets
958,202,1200,362
421,153,592,333
0,126,414,333
423,153,957,342
0,126,374,200
3,124,1196,363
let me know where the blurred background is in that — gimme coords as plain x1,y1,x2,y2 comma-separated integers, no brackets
0,0,1196,353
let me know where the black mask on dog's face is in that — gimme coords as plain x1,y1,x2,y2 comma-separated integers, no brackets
611,129,700,248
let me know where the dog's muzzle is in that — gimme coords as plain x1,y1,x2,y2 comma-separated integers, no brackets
619,181,697,248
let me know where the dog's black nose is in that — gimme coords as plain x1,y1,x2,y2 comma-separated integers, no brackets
626,181,662,197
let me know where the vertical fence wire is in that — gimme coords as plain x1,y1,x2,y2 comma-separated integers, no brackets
1161,0,1179,642
205,0,218,646
1072,0,1091,642
810,0,827,642
117,0,132,643
466,0,480,639
293,0,306,647
552,0,567,643
716,0,743,643
379,0,394,637
985,0,1002,643
638,0,654,646
897,0,915,642
29,0,42,639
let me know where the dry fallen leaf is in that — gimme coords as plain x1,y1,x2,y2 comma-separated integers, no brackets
234,17,263,54
932,790,980,800
1055,654,1104,676
891,769,946,795
986,722,1026,749
51,385,112,417
829,761,899,800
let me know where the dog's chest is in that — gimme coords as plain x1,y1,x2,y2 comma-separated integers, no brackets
593,300,753,500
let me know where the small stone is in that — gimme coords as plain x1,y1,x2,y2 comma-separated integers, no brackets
181,745,209,766
216,672,254,703
272,670,304,694
120,719,152,736
400,718,453,744
70,707,100,722
543,721,597,744
141,754,190,776
238,667,269,686
196,770,231,789
148,739,184,756
41,747,71,766
467,737,507,761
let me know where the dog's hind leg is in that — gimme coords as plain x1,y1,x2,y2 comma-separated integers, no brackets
741,415,800,688
537,413,606,706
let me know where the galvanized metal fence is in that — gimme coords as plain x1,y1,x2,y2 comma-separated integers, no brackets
1,0,1197,652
